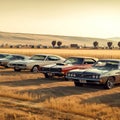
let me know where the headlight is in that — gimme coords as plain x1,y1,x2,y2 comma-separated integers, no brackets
71,73,76,77
67,73,71,77
92,75,96,78
92,75,100,79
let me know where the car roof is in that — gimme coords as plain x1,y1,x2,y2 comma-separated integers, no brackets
67,56,98,60
10,54,28,57
99,59,120,62
33,54,64,57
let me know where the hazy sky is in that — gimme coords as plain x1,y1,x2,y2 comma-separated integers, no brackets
0,0,120,38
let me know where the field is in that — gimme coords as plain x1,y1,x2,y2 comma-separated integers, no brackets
0,49,120,120
0,48,120,59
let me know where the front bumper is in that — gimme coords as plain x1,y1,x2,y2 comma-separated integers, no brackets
41,71,64,77
0,62,8,67
66,76,106,85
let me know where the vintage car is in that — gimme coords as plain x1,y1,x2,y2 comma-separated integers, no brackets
66,59,120,89
0,54,30,68
40,56,98,78
0,53,10,59
8,54,65,72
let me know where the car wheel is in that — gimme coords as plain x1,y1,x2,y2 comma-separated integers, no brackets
64,77,69,81
31,66,40,73
105,77,115,89
74,81,83,87
44,73,49,78
14,67,21,72
44,73,53,78
74,81,79,86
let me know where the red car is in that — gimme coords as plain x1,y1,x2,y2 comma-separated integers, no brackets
40,56,98,79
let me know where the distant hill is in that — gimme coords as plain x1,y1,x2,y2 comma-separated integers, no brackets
0,31,119,47
108,37,120,42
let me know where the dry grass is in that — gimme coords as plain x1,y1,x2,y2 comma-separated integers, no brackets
0,48,120,59
0,49,120,120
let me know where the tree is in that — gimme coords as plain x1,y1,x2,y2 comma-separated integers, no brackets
57,41,62,48
51,41,56,48
107,42,113,49
118,41,120,49
93,41,98,49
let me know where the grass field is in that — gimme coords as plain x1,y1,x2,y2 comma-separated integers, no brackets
0,48,120,59
0,49,120,120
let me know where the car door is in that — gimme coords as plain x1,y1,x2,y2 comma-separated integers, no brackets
45,56,61,65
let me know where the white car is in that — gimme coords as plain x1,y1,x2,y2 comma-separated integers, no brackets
0,54,30,68
8,54,65,72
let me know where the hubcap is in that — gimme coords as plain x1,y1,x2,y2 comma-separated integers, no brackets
107,80,113,88
33,67,39,72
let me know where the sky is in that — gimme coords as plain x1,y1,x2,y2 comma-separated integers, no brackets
0,0,120,38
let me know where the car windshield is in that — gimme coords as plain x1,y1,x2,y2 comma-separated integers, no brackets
93,60,119,69
0,54,8,58
5,55,14,59
30,55,46,60
64,57,84,64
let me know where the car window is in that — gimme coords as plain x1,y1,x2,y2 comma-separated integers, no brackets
6,55,13,59
94,61,119,69
15,56,25,60
84,59,96,64
47,56,60,61
64,58,84,64
30,55,46,60
6,55,15,60
0,54,5,58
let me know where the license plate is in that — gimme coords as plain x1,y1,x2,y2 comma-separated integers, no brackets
15,67,19,69
48,72,53,76
79,80,87,83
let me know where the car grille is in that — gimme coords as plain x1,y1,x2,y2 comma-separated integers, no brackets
42,67,61,72
68,73,100,79
82,74,93,78
75,73,83,77
50,68,61,72
41,67,50,71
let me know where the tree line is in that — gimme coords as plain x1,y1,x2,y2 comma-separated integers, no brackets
0,40,120,49
93,41,120,49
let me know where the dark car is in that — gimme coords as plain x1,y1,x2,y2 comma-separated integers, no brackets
40,56,98,79
66,59,120,89
0,54,30,68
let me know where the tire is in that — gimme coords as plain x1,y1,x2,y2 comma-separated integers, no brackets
44,73,53,78
31,66,40,73
44,73,49,78
14,67,21,72
74,81,83,87
104,77,115,89
64,77,69,81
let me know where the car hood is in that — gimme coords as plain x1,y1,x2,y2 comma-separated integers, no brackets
9,59,42,64
0,58,9,62
70,67,110,75
43,63,74,69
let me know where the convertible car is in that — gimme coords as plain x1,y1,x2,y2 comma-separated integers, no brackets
40,56,98,78
66,59,120,89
